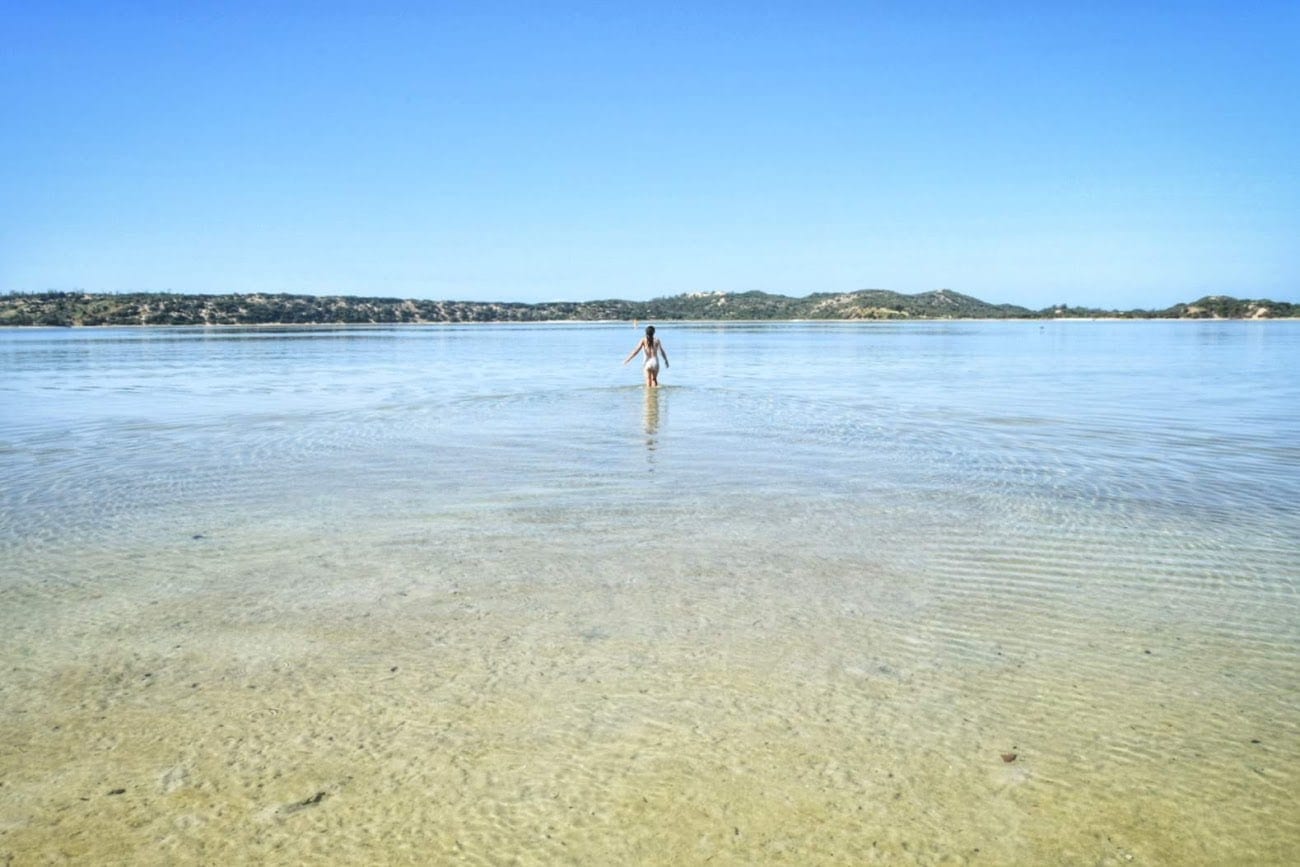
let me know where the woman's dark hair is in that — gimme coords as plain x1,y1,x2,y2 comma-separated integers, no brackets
645,325,655,344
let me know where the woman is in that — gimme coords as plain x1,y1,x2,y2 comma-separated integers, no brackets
623,325,669,387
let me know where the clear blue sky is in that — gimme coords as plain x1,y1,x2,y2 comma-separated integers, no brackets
2,1,1297,308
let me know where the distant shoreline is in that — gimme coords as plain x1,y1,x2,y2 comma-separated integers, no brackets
6,313,1300,328
1,289,1295,326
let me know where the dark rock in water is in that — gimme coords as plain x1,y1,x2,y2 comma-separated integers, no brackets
390,666,397,672
107,788,126,795
281,791,327,814
1251,738,1262,744
1001,753,1018,763
192,534,205,540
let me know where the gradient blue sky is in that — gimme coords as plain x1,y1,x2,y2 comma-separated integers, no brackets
3,1,1297,308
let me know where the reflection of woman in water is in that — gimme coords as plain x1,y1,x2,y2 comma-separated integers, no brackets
643,386,660,437
623,325,669,387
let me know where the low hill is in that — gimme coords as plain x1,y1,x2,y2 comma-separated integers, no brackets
646,288,1033,320
1155,296,1291,319
0,289,1293,326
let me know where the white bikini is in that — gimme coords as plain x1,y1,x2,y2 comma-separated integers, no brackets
643,340,660,371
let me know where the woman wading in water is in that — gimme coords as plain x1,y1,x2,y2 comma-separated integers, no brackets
623,325,669,387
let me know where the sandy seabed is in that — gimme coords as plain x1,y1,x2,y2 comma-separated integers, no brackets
3,498,1296,866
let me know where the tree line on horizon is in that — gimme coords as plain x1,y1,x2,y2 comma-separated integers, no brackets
0,289,1293,326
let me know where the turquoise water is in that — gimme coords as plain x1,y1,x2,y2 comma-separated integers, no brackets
2,321,1298,863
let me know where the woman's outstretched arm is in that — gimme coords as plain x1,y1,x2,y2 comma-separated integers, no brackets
659,343,669,367
622,340,645,365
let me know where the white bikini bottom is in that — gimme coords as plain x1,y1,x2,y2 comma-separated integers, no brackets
644,357,659,372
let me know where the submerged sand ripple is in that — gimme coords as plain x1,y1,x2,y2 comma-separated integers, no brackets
2,506,1296,864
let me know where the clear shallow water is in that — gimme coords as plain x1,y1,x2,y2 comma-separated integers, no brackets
1,321,1297,864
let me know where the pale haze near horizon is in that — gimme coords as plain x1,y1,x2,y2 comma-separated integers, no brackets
2,2,1297,310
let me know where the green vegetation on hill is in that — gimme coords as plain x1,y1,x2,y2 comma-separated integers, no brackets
1153,296,1293,319
0,289,1293,326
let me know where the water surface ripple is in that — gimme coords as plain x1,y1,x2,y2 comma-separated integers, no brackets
1,321,1297,864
